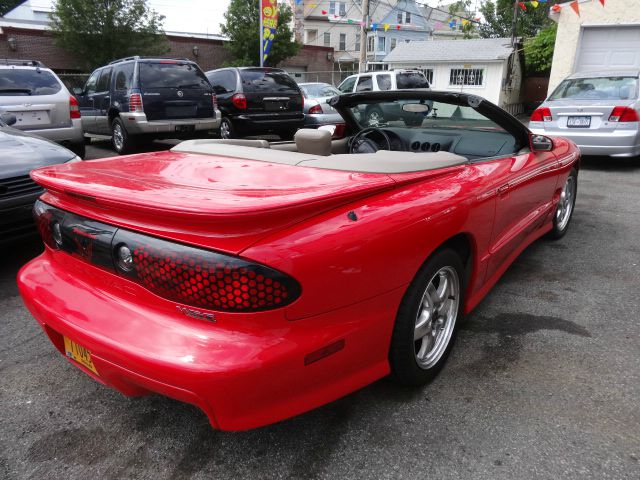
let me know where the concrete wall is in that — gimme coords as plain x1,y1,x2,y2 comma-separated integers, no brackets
548,0,640,94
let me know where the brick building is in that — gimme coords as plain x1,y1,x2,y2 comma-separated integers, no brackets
0,15,335,83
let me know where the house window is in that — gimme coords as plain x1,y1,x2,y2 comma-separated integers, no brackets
419,69,434,86
397,12,403,24
306,29,318,44
390,38,397,50
355,34,361,51
324,32,331,47
367,36,375,52
449,68,484,86
378,36,386,52
330,1,346,16
405,12,411,23
339,33,346,51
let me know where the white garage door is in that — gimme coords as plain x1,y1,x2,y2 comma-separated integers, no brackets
575,26,640,72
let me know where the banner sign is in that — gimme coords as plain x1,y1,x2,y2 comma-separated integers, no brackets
261,0,278,64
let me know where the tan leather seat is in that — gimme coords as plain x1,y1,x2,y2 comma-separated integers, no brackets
294,129,332,156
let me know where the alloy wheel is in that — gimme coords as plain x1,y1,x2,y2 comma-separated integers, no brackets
556,174,575,231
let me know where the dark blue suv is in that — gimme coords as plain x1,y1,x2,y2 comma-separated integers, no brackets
75,57,221,154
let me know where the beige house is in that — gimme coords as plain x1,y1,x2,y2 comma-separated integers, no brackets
548,0,640,94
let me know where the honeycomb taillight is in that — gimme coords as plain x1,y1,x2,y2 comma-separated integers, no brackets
32,200,301,314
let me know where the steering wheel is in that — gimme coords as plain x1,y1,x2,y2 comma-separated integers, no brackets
349,127,392,154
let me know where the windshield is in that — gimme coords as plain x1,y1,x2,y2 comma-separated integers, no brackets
139,62,210,89
549,76,638,101
348,98,505,132
0,69,62,96
239,69,299,94
300,83,340,98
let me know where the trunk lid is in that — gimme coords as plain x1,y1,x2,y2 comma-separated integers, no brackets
31,151,398,253
545,99,637,133
240,68,303,116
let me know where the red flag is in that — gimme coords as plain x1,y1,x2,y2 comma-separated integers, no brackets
551,4,561,12
599,0,605,5
396,25,401,30
570,0,580,16
518,2,527,11
321,9,327,14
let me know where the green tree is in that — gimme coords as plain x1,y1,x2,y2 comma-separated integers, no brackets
50,0,168,70
221,0,300,67
0,0,24,16
524,24,556,75
448,0,477,39
479,0,552,39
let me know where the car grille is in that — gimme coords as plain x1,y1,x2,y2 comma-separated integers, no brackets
0,175,43,199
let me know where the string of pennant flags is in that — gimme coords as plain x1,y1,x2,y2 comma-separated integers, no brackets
293,0,608,32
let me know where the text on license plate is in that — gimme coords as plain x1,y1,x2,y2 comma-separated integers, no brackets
567,116,591,128
63,336,98,375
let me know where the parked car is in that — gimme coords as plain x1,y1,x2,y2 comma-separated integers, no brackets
338,70,432,126
530,70,640,158
0,59,85,158
299,82,344,128
0,111,80,244
75,56,221,154
19,90,579,431
205,67,304,139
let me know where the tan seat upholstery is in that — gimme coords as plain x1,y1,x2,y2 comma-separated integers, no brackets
294,129,332,156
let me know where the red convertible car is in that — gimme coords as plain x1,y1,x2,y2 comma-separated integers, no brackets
18,91,579,431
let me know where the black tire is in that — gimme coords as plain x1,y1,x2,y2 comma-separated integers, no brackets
278,128,298,141
547,168,578,240
389,248,465,386
219,117,235,139
365,107,384,127
69,141,86,159
111,117,136,155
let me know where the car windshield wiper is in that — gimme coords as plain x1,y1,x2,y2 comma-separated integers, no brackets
0,88,32,95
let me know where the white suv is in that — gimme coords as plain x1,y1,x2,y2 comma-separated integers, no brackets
338,70,431,126
0,59,85,158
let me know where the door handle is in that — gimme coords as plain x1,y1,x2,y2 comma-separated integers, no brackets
497,184,510,197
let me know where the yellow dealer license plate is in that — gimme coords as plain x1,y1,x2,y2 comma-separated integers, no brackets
64,336,98,375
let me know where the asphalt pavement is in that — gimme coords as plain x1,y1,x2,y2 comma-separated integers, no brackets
1,154,639,480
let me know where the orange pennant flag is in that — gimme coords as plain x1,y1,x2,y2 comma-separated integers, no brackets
570,0,580,16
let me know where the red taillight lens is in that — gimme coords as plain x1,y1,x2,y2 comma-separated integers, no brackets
308,104,322,114
609,106,639,122
113,230,301,312
530,107,552,122
231,93,247,110
212,93,218,111
69,96,81,119
129,93,144,113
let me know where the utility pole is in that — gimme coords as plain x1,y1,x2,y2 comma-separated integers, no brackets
259,0,264,67
359,0,370,73
510,0,519,46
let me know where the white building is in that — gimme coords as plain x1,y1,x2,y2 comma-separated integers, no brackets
548,0,640,94
382,37,523,114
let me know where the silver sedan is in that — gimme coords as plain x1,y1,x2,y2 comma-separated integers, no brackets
530,70,640,158
299,82,344,128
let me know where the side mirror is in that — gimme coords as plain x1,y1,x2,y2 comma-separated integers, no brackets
73,87,83,96
532,134,553,152
0,112,17,126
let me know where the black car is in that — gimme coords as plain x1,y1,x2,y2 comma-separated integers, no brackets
0,112,80,243
74,56,221,154
205,67,304,139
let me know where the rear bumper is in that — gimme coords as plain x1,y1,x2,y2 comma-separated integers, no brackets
120,111,221,135
232,114,305,133
17,250,398,430
18,119,84,145
530,125,640,157
303,113,344,127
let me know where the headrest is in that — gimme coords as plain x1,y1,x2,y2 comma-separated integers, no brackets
294,128,332,156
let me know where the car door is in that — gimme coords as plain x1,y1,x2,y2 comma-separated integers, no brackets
77,70,100,133
485,145,559,281
337,76,357,93
93,68,113,134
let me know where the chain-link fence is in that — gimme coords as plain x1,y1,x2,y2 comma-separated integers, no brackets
58,73,90,92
